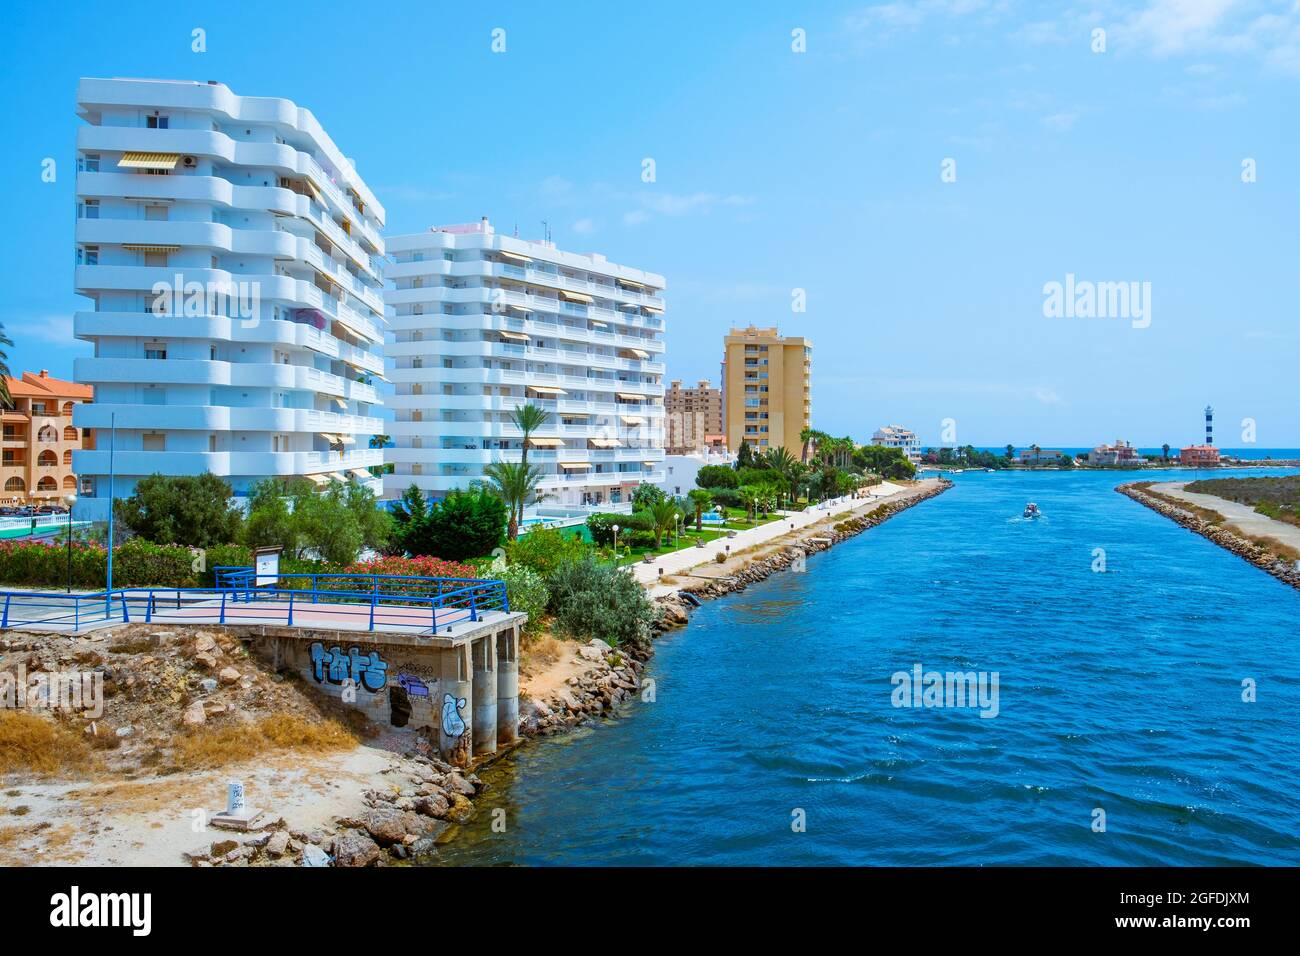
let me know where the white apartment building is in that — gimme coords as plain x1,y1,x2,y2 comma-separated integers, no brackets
385,219,666,513
72,78,387,519
871,424,922,464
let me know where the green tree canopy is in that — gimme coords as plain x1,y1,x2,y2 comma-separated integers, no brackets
115,472,243,548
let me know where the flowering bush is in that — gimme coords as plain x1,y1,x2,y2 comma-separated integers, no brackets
342,555,479,580
0,538,198,589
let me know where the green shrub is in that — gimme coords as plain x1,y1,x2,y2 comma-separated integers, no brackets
496,564,549,634
546,556,654,646
114,472,243,548
697,465,740,489
504,526,589,576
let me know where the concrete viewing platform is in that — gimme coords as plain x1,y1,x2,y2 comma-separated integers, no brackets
1,574,528,769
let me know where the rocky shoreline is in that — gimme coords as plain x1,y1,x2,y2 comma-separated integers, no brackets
1118,482,1300,592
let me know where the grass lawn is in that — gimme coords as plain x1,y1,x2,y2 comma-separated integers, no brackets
610,510,788,567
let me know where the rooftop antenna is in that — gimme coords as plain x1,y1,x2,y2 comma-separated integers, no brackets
513,222,518,238
541,220,550,243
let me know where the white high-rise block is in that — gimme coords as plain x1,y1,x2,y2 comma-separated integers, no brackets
71,78,387,518
385,220,666,514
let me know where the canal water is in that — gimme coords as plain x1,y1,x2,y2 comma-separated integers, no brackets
437,466,1300,865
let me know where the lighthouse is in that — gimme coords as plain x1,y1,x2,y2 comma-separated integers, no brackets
1205,405,1214,447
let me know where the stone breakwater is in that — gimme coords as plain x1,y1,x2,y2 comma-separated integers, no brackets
1118,482,1300,592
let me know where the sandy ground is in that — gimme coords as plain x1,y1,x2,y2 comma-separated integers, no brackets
0,740,423,866
1151,481,1300,551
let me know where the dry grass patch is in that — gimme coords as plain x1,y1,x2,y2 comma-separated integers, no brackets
167,713,356,771
0,711,91,775
1245,535,1300,563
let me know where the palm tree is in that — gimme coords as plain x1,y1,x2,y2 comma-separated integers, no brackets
1030,443,1040,465
504,402,551,531
799,428,815,465
764,445,797,477
369,434,391,449
649,498,680,549
687,488,713,533
737,486,759,524
0,323,12,408
512,402,551,469
482,461,544,540
1005,444,1014,460
1162,443,1170,463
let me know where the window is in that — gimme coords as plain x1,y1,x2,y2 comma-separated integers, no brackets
143,251,168,267
209,434,218,452
144,343,167,360
145,205,168,221
79,153,100,173
146,115,169,129
80,199,99,220
142,433,166,451
142,388,165,406
77,245,99,265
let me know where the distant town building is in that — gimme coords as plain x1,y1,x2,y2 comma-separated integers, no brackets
1087,439,1144,466
658,449,737,498
722,325,811,455
1180,445,1220,467
871,425,922,464
2,371,95,506
1019,448,1065,465
665,379,724,455
1204,404,1214,446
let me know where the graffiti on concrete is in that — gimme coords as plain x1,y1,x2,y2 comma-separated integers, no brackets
308,643,390,693
397,673,431,699
441,693,467,738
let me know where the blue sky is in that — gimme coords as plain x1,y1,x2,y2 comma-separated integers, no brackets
2,0,1296,447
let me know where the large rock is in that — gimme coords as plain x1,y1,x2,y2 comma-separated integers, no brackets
265,831,290,857
413,793,450,819
359,807,436,846
333,831,382,867
444,772,476,797
300,844,331,867
194,634,217,654
182,701,207,726
218,667,241,685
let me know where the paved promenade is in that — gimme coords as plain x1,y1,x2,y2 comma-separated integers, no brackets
636,479,937,597
1151,481,1300,552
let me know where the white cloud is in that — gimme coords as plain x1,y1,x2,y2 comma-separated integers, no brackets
13,316,75,344
571,217,596,235
1043,111,1079,131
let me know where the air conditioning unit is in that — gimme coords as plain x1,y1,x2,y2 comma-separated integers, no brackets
182,156,197,168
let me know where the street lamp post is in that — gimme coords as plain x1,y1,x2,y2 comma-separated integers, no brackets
612,524,620,566
63,492,77,593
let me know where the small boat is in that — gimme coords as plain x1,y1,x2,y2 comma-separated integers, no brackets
1023,502,1041,519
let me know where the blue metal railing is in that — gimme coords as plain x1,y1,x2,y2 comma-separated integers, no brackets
0,571,510,635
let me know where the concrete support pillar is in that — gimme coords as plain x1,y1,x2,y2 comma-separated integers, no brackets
471,632,498,757
496,624,520,747
438,644,473,768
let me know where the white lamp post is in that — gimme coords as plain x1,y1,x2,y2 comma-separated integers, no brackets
612,523,620,564
62,492,77,593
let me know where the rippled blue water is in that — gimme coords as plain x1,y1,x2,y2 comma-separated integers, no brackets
437,467,1300,866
